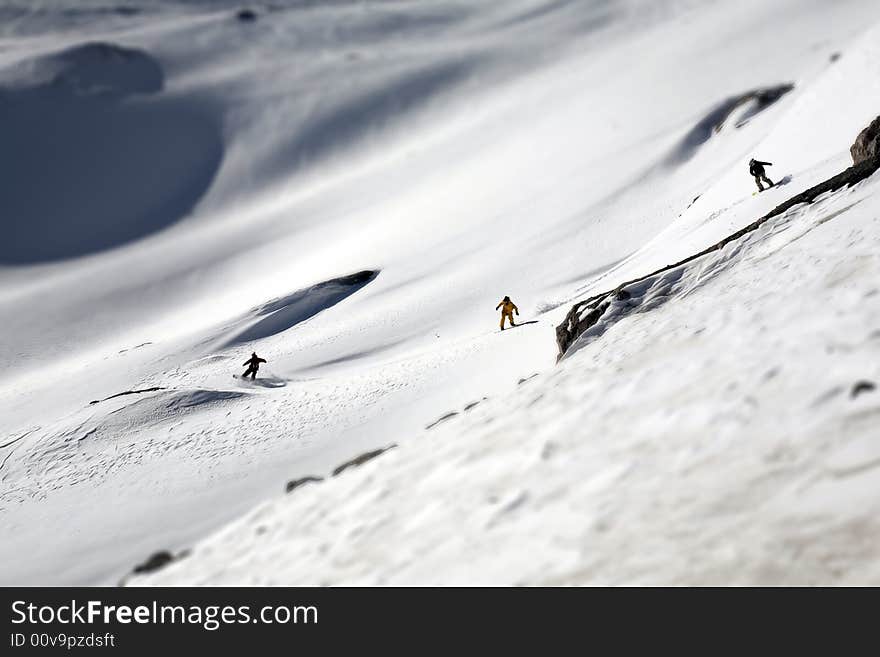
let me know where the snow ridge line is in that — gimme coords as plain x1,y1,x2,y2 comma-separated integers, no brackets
556,154,880,358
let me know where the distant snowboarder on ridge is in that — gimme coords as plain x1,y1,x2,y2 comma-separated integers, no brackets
496,296,519,330
241,352,266,380
749,158,775,192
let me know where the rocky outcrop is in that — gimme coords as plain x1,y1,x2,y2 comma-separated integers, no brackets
133,551,175,574
285,476,323,493
426,412,458,429
89,387,164,405
119,548,190,584
851,380,876,398
332,445,396,477
557,153,880,359
851,115,880,165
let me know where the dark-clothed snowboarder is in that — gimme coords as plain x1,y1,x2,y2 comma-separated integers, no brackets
241,352,266,380
749,158,775,191
496,296,519,330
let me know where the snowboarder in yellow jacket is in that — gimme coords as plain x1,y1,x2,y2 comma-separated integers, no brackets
496,296,519,330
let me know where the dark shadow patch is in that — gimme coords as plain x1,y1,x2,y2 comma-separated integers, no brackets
665,84,794,166
298,336,408,370
233,375,287,388
503,320,539,331
168,390,245,408
259,61,473,179
0,42,223,264
236,8,258,22
493,0,618,36
774,174,793,188
219,270,378,348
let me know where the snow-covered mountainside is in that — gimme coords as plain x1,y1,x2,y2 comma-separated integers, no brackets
1,0,879,585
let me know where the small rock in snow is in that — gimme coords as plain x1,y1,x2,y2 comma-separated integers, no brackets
850,380,876,398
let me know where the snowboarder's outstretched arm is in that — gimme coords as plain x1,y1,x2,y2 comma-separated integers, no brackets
512,303,519,315
757,160,773,166
496,301,503,310
243,359,251,366
257,358,266,364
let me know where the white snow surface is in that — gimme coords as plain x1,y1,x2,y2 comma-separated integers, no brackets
1,0,879,585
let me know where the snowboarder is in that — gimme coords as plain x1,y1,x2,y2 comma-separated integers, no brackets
496,296,519,330
241,352,266,380
749,158,775,191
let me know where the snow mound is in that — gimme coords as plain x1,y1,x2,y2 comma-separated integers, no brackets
665,84,795,165
216,270,379,348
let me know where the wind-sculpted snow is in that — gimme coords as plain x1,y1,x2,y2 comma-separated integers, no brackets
261,62,475,178
0,42,222,264
664,84,795,166
216,271,378,348
1,388,248,509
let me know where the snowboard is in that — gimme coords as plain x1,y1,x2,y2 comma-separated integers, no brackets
500,320,538,332
752,174,792,195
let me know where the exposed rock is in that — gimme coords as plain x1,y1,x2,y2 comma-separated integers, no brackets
829,52,841,63
285,476,323,493
556,298,610,357
851,380,876,399
236,9,258,22
332,445,395,477
426,412,458,429
464,398,487,412
518,373,539,385
89,386,164,405
132,550,183,574
557,153,880,358
851,115,880,165
119,549,189,584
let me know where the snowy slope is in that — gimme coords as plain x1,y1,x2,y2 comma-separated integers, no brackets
136,176,880,585
1,0,879,585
